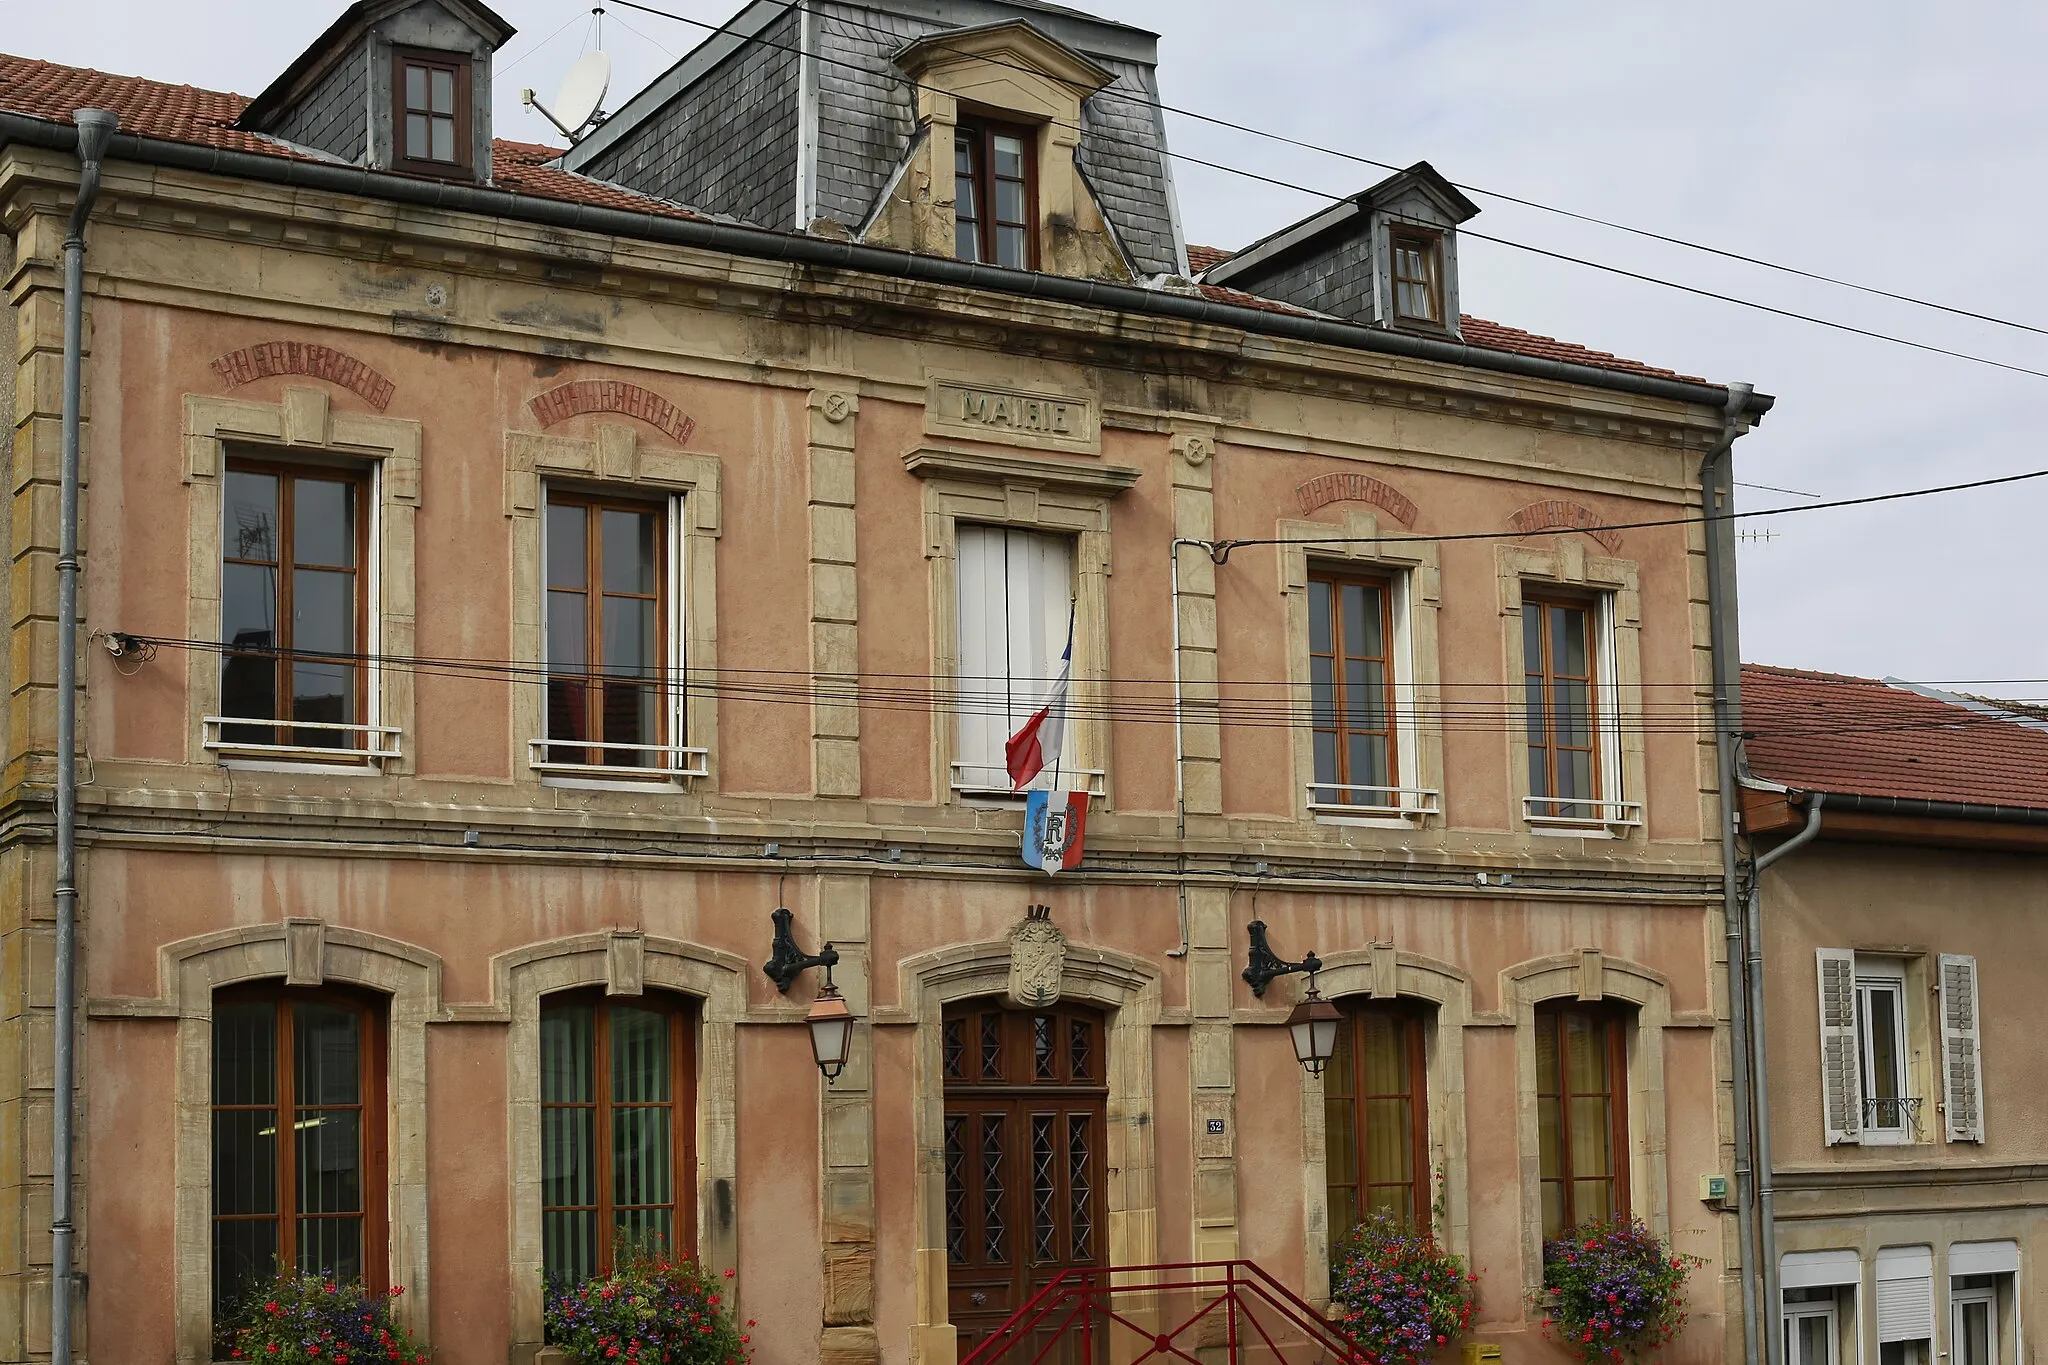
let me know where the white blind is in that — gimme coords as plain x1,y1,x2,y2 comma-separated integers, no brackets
1948,1240,2018,1277
1876,1246,1934,1342
1781,1249,1860,1289
954,526,1072,790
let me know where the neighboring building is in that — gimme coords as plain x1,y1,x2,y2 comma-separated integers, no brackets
1742,668,2048,1365
0,2,1772,1362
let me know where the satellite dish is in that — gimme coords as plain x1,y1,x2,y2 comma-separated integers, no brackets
523,50,612,141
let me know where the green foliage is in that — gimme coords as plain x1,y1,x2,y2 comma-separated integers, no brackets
219,1273,428,1364
1329,1211,1478,1365
545,1246,754,1365
1541,1219,1703,1364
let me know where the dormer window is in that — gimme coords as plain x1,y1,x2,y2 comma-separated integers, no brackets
395,48,470,174
955,118,1036,270
1391,226,1444,324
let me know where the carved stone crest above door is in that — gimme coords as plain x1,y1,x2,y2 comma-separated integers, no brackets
1006,904,1066,1008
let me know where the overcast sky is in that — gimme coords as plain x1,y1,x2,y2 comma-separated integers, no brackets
9,0,2044,698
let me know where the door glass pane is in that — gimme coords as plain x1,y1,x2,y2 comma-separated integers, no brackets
548,503,587,588
222,562,280,657
1348,732,1388,792
1564,1014,1608,1093
1540,1181,1565,1241
544,1209,597,1288
981,1114,1007,1263
615,1206,673,1258
996,225,1027,269
610,1006,671,1103
602,596,656,677
214,1218,278,1319
292,568,355,652
612,1105,673,1209
1324,1097,1358,1185
226,469,279,561
1031,1114,1056,1262
944,1114,968,1263
1308,580,1331,654
1960,1301,1990,1365
296,1109,362,1215
213,1110,278,1215
1310,656,1336,729
1568,1097,1612,1177
1792,1313,1834,1365
1068,1115,1093,1261
1862,986,1902,1101
1570,1177,1613,1225
1362,1098,1411,1185
294,480,354,567
1555,606,1588,676
1537,1096,1562,1180
215,1001,278,1105
993,135,1024,179
294,1003,360,1106
541,1106,595,1207
542,1004,595,1102
602,510,657,594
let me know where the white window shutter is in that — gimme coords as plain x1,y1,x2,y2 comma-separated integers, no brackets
952,527,1073,791
1816,948,1862,1145
1938,953,1986,1143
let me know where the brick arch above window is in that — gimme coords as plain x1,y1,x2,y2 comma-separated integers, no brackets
1293,472,1419,526
528,379,697,445
1506,498,1624,553
210,342,396,411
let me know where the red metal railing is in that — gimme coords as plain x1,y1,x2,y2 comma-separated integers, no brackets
958,1260,1371,1365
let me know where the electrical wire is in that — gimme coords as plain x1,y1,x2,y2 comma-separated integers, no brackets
604,0,2048,362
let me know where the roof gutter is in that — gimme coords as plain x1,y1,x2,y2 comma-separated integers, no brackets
0,112,1776,419
1788,790,2048,827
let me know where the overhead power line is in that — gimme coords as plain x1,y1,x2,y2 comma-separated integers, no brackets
604,0,2048,368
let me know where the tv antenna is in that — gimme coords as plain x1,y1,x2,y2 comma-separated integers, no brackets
1736,528,1782,545
522,41,612,143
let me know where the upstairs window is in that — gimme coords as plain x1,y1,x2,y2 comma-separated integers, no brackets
1390,227,1444,324
1307,570,1402,813
1856,961,1911,1138
395,48,469,173
543,492,682,776
955,119,1035,270
952,525,1078,796
219,461,369,757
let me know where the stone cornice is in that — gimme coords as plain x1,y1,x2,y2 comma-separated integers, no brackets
0,146,1730,454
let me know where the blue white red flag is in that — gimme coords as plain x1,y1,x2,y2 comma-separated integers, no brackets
1004,620,1073,790
1022,789,1089,873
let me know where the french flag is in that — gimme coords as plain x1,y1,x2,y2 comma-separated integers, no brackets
1004,619,1073,790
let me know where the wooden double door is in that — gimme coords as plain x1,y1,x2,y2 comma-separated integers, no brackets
944,1000,1108,1361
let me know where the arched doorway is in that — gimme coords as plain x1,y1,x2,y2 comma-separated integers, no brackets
942,998,1108,1359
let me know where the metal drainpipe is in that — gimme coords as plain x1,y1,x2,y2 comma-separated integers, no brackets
1699,382,1760,1365
1749,792,1824,1365
52,106,116,1365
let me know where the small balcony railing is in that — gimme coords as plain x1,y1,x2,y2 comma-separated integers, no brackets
528,738,708,781
1522,795,1644,831
1306,782,1440,821
204,716,403,765
950,762,1106,800
1864,1095,1923,1136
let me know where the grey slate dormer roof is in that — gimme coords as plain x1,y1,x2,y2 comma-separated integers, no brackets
562,0,1186,277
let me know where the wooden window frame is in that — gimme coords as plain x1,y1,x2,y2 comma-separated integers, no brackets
1307,567,1402,808
392,46,472,176
220,456,372,751
1324,1000,1431,1233
954,116,1039,270
1389,226,1445,325
1533,1003,1630,1238
1522,591,1603,815
539,990,700,1280
544,490,672,770
210,985,389,1322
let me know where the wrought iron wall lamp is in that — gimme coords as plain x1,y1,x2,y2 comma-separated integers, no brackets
1242,919,1341,1075
763,905,857,1081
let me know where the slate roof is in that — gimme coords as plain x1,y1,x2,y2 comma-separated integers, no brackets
0,53,1711,388
1741,664,2048,810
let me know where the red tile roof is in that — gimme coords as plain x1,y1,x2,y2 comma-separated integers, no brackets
0,53,702,219
0,57,1706,386
1741,664,2048,810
